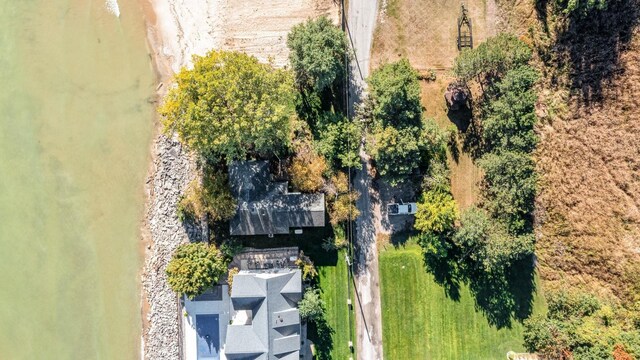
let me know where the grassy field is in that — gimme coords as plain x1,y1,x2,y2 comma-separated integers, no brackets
380,243,545,360
317,249,355,359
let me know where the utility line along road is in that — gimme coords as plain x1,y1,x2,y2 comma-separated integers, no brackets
346,1,384,359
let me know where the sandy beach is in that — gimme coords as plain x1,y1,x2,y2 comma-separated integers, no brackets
138,0,338,358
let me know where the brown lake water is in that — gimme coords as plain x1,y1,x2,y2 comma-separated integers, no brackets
0,0,155,358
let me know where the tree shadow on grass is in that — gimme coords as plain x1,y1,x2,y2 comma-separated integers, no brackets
446,107,472,133
423,251,462,302
307,316,335,360
465,257,536,328
423,250,536,329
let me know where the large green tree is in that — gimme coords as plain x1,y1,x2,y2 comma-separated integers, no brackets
482,66,539,153
453,207,535,273
287,16,348,92
166,242,228,299
367,58,422,128
478,151,537,233
453,34,531,85
160,50,295,162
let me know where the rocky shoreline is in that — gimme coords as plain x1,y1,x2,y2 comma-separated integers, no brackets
141,135,202,360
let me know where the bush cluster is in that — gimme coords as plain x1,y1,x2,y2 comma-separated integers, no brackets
523,291,640,359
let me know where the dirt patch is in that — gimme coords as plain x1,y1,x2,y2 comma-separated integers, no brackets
221,0,339,67
372,0,498,70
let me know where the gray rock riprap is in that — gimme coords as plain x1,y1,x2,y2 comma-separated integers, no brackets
142,134,202,360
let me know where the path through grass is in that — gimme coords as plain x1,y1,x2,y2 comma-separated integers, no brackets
380,243,545,360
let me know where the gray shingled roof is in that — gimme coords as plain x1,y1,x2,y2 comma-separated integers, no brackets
225,269,302,360
229,161,325,236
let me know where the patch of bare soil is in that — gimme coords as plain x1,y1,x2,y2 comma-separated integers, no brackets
222,0,339,68
535,15,640,303
372,0,497,70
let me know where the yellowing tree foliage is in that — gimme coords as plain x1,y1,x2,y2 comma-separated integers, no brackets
414,190,458,234
329,190,360,225
160,50,295,161
177,169,237,223
289,148,327,192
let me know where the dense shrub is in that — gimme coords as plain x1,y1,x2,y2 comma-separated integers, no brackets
524,291,640,359
328,190,360,225
166,242,228,299
177,169,237,223
415,191,458,235
299,288,326,322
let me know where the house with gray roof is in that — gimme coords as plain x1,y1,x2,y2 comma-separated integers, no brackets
229,161,325,236
224,269,302,360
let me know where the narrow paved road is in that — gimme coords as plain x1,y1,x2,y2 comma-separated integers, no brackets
347,1,383,359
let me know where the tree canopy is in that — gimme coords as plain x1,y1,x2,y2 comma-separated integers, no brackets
482,66,539,153
453,207,535,273
367,125,424,183
414,190,458,235
328,189,360,225
367,58,422,128
166,242,228,299
478,151,537,233
314,112,361,170
287,16,348,92
364,59,432,183
453,34,532,84
289,148,327,193
160,50,295,162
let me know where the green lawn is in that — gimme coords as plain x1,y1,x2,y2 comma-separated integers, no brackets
317,249,355,359
380,243,545,360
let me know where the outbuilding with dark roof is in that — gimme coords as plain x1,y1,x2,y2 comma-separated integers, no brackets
229,161,325,236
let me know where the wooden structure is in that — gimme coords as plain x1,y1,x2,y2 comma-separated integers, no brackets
457,4,473,50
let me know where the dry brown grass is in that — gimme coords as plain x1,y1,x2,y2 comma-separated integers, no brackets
420,76,483,209
535,30,640,304
372,0,498,70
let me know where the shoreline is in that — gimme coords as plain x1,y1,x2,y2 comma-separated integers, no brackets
138,0,193,358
